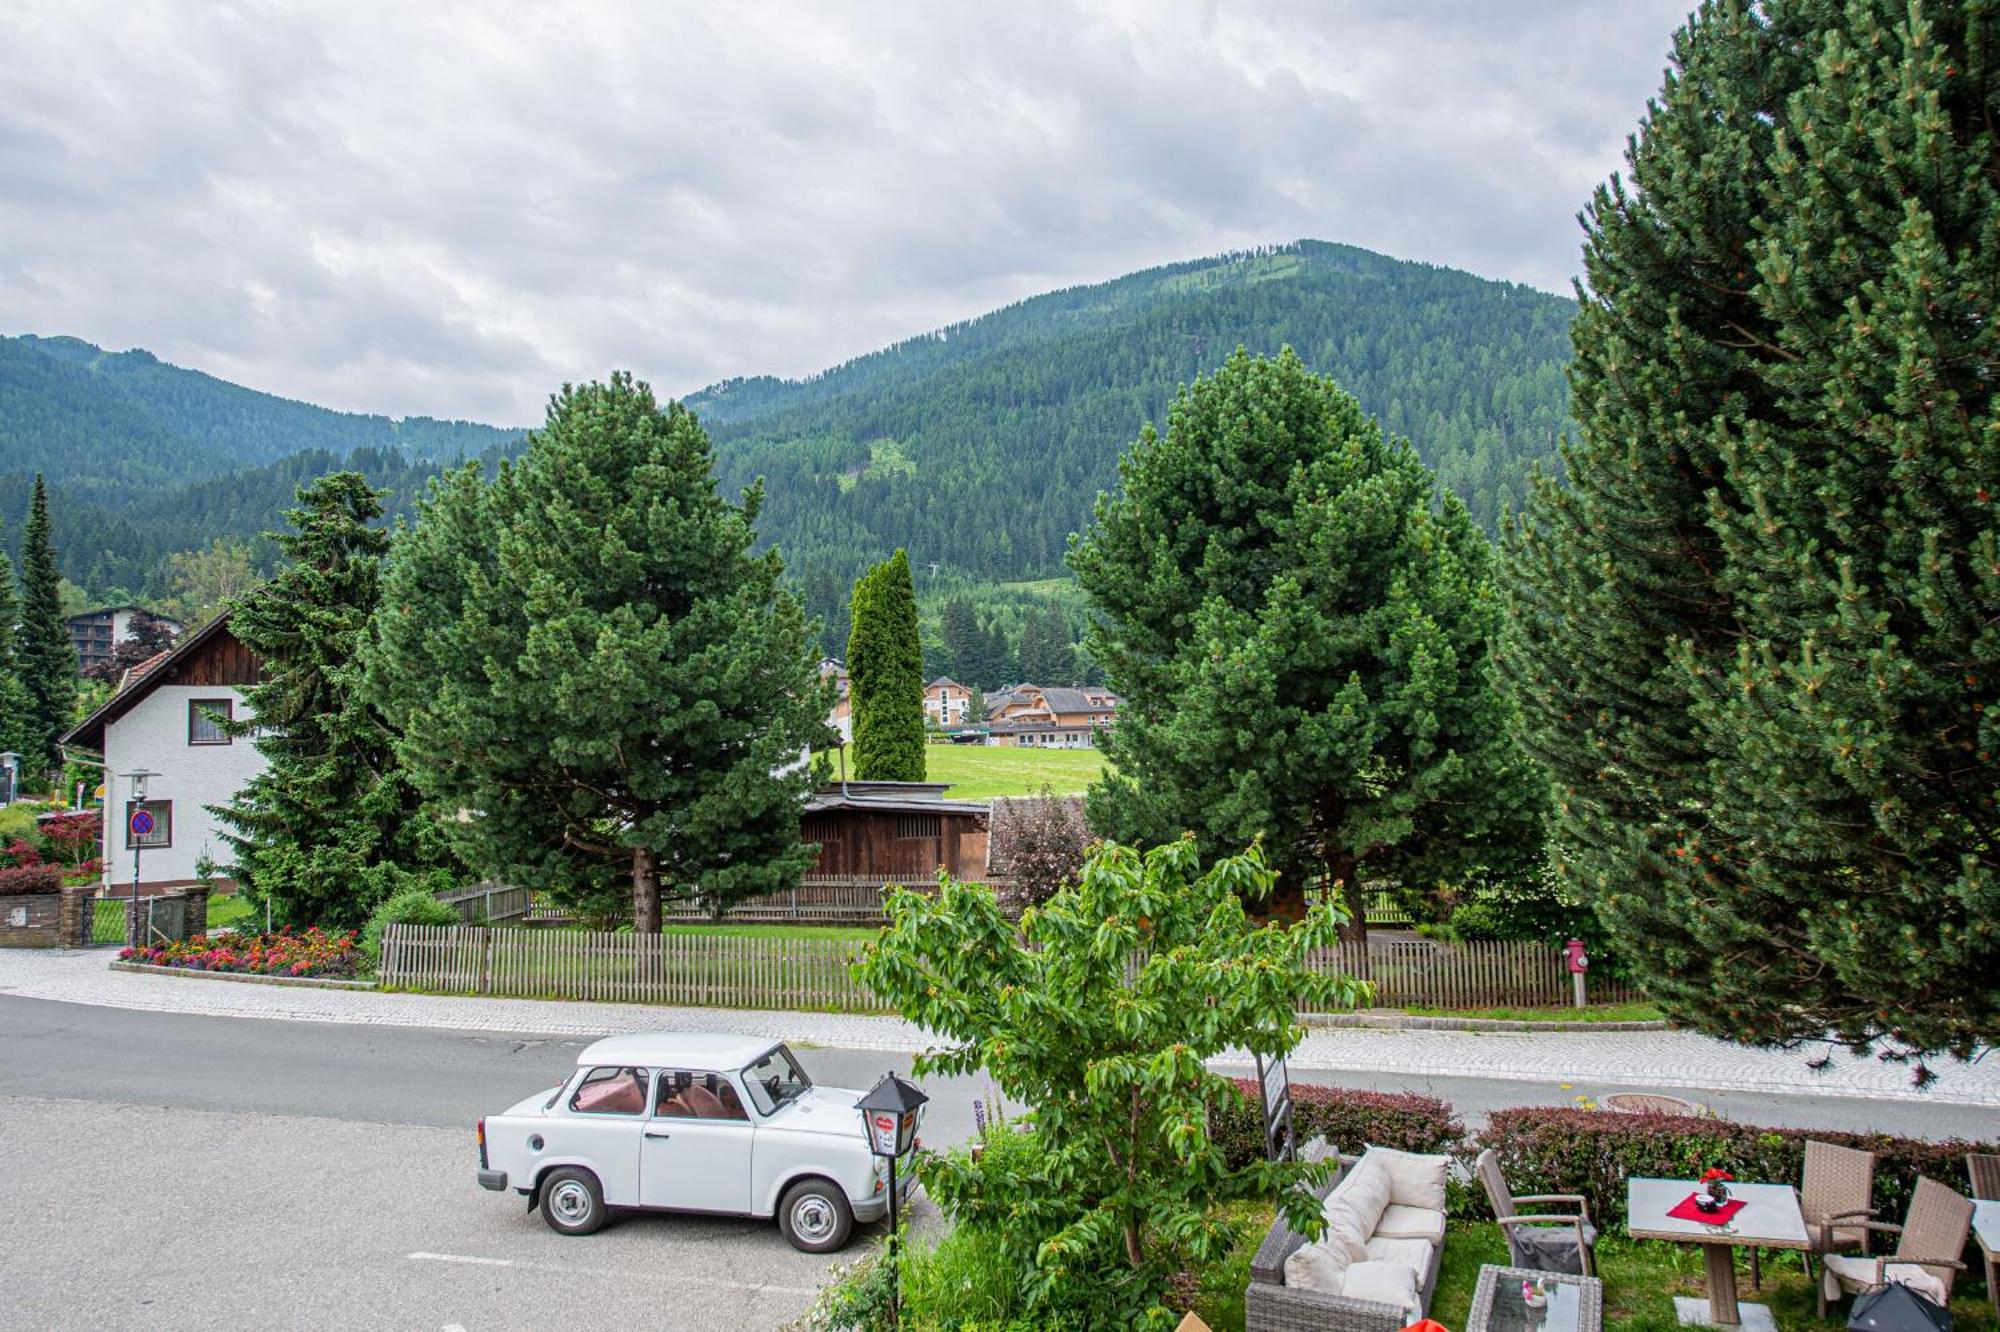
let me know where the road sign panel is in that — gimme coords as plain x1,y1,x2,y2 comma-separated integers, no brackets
128,808,155,838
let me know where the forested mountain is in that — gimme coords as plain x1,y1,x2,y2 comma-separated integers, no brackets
691,241,1575,640
2,240,1575,642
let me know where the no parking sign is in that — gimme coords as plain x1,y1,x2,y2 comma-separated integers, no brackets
128,807,155,840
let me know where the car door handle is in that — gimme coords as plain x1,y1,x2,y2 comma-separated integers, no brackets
644,1129,672,1140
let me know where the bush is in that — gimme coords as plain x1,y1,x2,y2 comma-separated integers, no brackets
120,927,360,978
987,788,1091,911
1209,1079,1466,1171
1478,1106,2000,1230
0,864,62,896
360,885,462,965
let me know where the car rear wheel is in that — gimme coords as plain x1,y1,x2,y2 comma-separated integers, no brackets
539,1167,607,1236
778,1178,853,1253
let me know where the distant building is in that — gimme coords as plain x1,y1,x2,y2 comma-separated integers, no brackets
818,657,853,744
974,684,1120,747
61,612,265,895
64,606,184,675
923,676,973,727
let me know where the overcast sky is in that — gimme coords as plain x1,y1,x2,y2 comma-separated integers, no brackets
1,2,1689,425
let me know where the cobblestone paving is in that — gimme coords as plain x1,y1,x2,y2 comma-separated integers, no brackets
5,948,1994,1106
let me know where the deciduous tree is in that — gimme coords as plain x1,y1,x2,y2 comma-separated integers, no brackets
368,374,831,931
1074,348,1542,938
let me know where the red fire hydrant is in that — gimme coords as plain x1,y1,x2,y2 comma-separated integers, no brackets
1564,939,1589,1007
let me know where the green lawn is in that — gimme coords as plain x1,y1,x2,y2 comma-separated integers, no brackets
206,892,256,931
916,743,1107,800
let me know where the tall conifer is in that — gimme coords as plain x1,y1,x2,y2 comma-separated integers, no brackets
847,550,926,781
1076,349,1542,936
16,475,75,774
0,523,33,760
1503,0,1998,1057
215,472,456,929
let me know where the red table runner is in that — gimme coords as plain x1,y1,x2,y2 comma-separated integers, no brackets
1666,1192,1748,1226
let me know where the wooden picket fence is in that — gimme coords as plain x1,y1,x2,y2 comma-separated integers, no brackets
380,922,1635,1012
1304,938,1643,1010
378,922,884,1011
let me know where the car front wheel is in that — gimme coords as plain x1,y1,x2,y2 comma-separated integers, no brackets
539,1167,607,1236
778,1178,854,1253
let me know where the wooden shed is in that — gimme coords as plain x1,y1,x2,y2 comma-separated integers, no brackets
801,781,990,881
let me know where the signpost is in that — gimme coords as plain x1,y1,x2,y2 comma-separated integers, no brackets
120,769,160,948
1255,1048,1295,1163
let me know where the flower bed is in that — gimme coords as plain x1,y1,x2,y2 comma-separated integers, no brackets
120,926,361,978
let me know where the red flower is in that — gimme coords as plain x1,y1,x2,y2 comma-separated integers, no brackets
1700,1167,1733,1184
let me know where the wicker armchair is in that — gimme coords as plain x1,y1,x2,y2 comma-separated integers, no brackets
1798,1139,1878,1279
1968,1152,2000,1201
1818,1176,1973,1318
1474,1148,1596,1276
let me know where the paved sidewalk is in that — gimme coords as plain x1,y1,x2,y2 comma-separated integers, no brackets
3,948,1993,1106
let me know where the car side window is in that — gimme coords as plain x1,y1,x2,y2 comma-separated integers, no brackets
569,1065,649,1115
654,1068,749,1121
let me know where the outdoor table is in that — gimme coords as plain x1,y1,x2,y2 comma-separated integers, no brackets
1626,1177,1810,1327
1975,1199,1999,1323
1466,1264,1604,1332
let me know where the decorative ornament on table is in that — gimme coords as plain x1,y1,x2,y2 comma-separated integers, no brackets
1520,1276,1550,1310
1696,1166,1733,1211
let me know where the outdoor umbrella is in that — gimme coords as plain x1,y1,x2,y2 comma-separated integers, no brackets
1848,1281,1953,1332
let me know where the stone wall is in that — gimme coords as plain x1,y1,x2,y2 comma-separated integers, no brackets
0,885,95,948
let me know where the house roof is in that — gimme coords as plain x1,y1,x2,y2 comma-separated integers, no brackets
806,783,988,817
926,676,963,690
1038,687,1116,715
61,611,244,753
66,604,177,624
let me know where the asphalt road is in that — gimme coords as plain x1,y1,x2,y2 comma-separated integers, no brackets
0,994,1985,1330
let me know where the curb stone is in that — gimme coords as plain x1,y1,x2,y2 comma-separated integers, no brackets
1306,1013,1671,1033
108,960,377,991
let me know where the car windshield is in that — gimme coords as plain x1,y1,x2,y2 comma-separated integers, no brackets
741,1044,811,1115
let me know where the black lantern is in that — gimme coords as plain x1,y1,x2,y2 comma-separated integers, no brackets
857,1071,928,1159
856,1072,929,1327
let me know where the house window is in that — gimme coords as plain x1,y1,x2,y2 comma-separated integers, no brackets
189,698,233,745
895,814,941,840
124,800,172,850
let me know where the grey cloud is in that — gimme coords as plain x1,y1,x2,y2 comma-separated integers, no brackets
0,0,1687,424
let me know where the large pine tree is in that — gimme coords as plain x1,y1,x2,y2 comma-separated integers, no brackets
368,374,830,932
16,475,75,775
1504,0,1998,1058
215,472,456,929
1075,348,1543,937
847,550,926,781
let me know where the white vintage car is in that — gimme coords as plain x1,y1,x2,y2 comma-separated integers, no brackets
476,1032,916,1252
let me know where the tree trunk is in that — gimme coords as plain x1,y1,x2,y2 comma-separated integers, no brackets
1329,848,1368,948
632,846,662,935
1262,874,1309,924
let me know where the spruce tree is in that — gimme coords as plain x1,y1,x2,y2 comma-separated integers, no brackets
1503,0,1998,1058
215,473,457,929
1075,348,1543,936
0,525,33,761
368,374,831,931
16,475,75,774
846,550,926,781
1016,606,1075,685
940,598,985,688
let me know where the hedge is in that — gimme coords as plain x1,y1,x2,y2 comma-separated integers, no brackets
1477,1106,1999,1229
0,864,61,896
1210,1078,1465,1171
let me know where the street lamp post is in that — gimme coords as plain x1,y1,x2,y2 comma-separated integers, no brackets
856,1072,929,1328
0,752,18,807
120,769,160,948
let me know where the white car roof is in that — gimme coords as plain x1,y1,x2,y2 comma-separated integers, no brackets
575,1031,783,1070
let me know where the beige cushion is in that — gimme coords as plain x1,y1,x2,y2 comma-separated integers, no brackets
1367,1144,1451,1211
1374,1203,1447,1243
1340,1258,1422,1319
1822,1255,1949,1306
1322,1155,1392,1259
1364,1235,1436,1278
1283,1238,1351,1293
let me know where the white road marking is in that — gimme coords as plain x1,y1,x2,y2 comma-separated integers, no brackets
408,1251,512,1266
405,1251,821,1296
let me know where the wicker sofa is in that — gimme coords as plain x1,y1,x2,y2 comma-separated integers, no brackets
1244,1147,1446,1332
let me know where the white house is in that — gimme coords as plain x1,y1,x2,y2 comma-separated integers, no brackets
923,676,972,727
62,613,267,895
